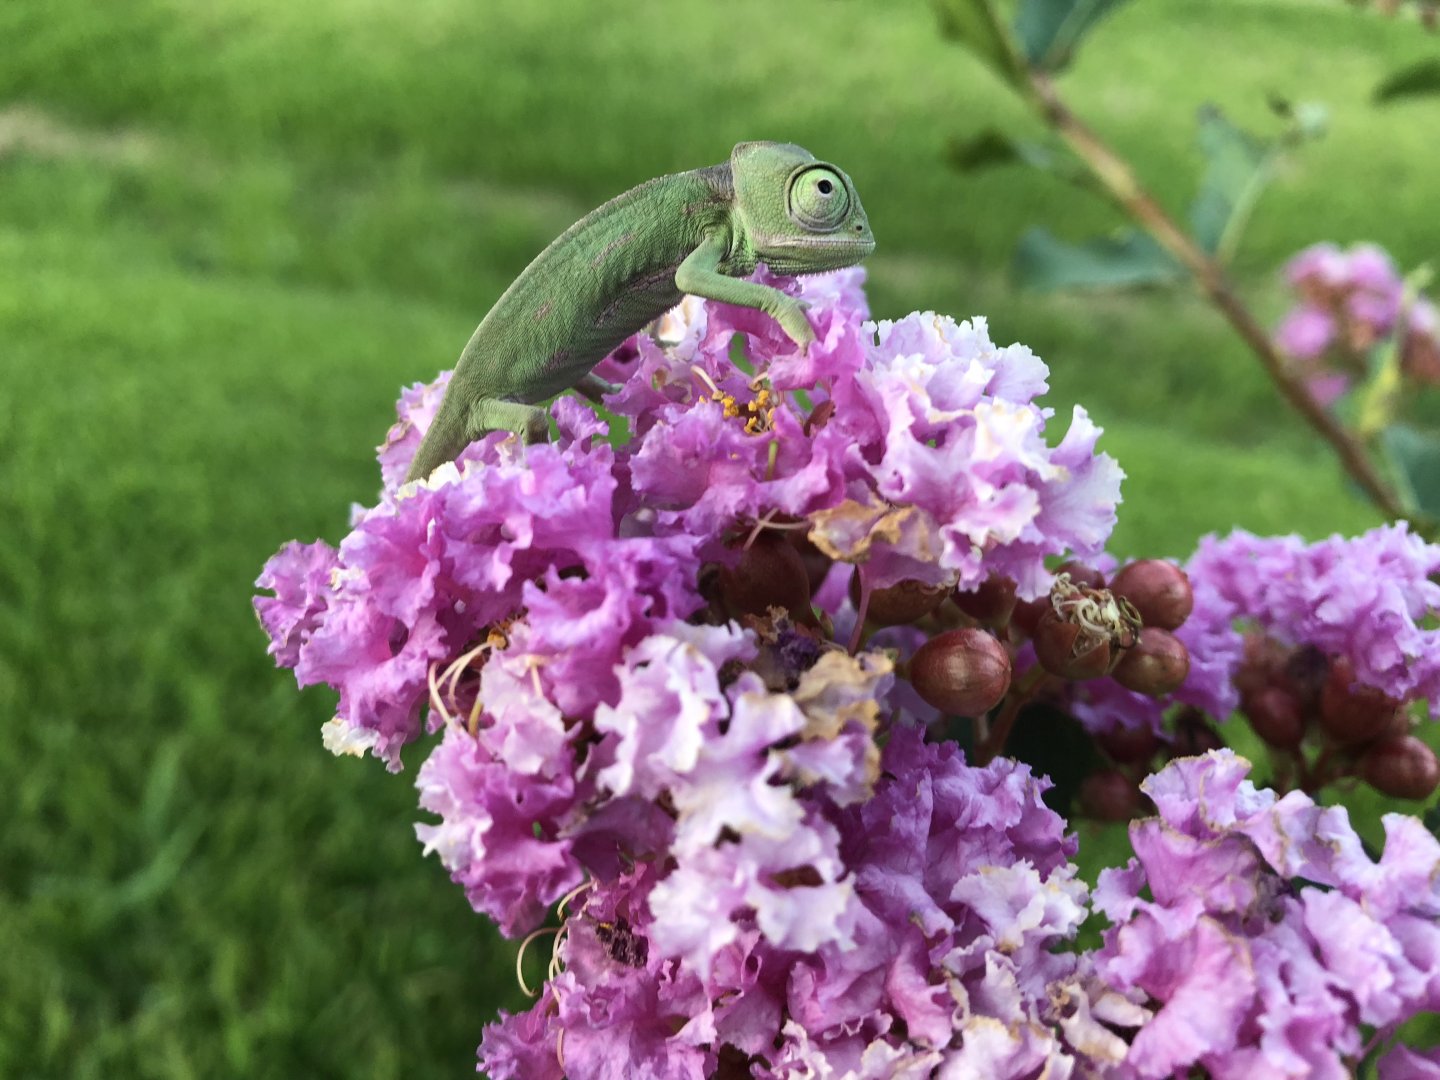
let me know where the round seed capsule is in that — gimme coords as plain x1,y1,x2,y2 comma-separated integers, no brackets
1109,559,1194,631
909,628,1012,716
1362,735,1440,800
1113,627,1190,697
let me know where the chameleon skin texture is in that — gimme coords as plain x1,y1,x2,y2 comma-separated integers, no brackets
403,141,874,483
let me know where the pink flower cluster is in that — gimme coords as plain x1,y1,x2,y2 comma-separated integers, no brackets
1275,242,1440,403
480,728,1133,1079
1188,524,1440,714
1095,750,1440,1078
1055,522,1440,752
255,267,1132,1074
255,266,1440,1076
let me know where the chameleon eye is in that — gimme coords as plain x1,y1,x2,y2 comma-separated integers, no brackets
787,166,850,232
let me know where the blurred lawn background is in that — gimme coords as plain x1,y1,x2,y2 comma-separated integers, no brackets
2,0,1434,1075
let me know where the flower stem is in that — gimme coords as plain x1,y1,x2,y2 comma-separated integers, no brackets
992,58,1413,524
976,664,1049,764
848,568,872,656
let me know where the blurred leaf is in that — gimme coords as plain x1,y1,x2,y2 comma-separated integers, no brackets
946,128,1059,171
1425,803,1440,841
1374,57,1440,104
1288,101,1331,141
1004,702,1098,815
1188,106,1274,260
1382,422,1440,520
1014,0,1130,71
1013,226,1181,290
931,0,1028,89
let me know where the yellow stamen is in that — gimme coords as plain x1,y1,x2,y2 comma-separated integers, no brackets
516,926,560,998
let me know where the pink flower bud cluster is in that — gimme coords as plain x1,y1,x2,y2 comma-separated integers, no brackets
1094,750,1440,1078
1274,242,1440,403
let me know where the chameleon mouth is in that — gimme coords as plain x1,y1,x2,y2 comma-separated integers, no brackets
761,235,876,270
766,236,874,251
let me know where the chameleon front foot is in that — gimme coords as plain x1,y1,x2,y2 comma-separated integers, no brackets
468,398,550,446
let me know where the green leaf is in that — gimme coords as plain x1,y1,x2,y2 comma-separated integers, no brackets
1003,702,1099,816
931,0,1028,89
1013,0,1130,71
1188,105,1274,259
946,128,1059,172
1382,422,1440,520
1374,57,1440,105
1012,226,1181,291
1424,802,1440,840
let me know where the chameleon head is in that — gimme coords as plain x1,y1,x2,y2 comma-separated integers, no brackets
730,141,875,274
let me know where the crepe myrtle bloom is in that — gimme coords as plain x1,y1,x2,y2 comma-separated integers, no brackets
1275,241,1440,403
1094,750,1440,1078
255,265,1122,771
256,266,1440,1078
478,728,1134,1080
1042,525,1440,788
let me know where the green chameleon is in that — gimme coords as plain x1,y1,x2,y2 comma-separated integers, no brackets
404,141,875,483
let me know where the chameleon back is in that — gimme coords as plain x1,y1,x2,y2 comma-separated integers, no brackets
449,164,739,405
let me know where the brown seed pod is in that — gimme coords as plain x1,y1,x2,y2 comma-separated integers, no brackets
909,628,1013,716
714,532,815,625
1171,707,1225,757
1011,595,1049,638
1032,578,1141,681
953,575,1018,629
1096,724,1160,765
1233,632,1291,702
1318,656,1401,746
1034,610,1115,680
1362,735,1440,800
1243,686,1306,750
1079,768,1142,822
788,530,833,595
1056,561,1106,591
1113,627,1190,697
1109,559,1194,631
1282,643,1331,714
851,575,949,627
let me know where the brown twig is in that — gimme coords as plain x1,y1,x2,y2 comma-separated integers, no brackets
976,664,1050,764
1018,71,1410,522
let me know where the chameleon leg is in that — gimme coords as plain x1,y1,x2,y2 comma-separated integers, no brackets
676,231,816,350
467,398,550,445
574,372,621,403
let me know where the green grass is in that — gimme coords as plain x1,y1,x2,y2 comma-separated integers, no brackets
1,0,1433,1074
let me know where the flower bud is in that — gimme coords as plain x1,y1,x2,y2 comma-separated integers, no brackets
1011,596,1048,638
1079,769,1141,821
713,532,815,625
1034,610,1114,680
1056,561,1105,591
788,530,833,595
1097,724,1160,765
1171,707,1225,757
1233,632,1289,702
1243,686,1305,750
1361,735,1440,800
953,575,1018,629
1112,627,1190,697
1032,578,1140,681
1282,643,1330,714
851,575,949,627
909,628,1012,716
1318,656,1401,745
1108,559,1194,631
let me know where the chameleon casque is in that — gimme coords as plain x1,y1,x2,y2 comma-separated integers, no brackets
403,141,875,483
